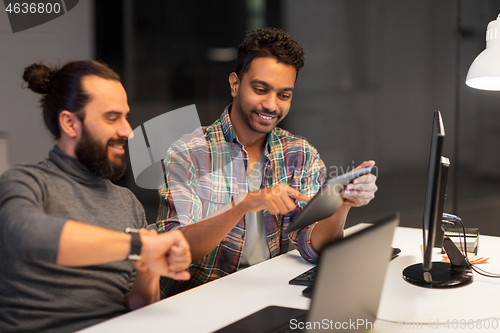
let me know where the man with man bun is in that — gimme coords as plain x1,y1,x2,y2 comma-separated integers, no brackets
0,60,191,333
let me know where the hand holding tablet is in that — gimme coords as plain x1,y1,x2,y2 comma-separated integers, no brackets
286,165,374,234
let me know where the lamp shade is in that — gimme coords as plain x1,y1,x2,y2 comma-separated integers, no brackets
466,14,500,91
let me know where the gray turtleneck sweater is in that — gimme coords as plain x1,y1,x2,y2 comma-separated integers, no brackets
0,146,147,333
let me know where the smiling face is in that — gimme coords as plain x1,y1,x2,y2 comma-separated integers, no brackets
74,75,132,180
229,57,297,144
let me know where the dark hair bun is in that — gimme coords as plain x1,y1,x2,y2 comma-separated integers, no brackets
22,63,54,94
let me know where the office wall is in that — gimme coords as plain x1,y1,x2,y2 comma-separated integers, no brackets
0,1,93,169
283,0,457,172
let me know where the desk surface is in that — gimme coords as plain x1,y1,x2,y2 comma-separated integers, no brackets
80,226,500,333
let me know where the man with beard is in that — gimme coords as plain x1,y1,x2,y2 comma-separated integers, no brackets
157,28,378,298
0,60,191,333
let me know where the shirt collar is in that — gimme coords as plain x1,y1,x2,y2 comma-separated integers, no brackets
49,145,104,184
220,104,238,145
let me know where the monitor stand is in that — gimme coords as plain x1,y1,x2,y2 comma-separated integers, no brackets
402,237,473,288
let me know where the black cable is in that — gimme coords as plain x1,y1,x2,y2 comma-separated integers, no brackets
452,219,500,278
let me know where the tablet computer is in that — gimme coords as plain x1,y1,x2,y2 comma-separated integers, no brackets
286,166,373,234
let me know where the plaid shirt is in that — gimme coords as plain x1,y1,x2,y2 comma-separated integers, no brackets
157,105,326,298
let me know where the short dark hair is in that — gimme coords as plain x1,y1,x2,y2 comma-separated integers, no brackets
22,60,120,139
235,27,305,79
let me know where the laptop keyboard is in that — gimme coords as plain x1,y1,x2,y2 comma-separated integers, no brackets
289,247,401,286
288,266,317,286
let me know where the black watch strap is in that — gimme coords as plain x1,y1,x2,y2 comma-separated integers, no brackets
125,228,142,261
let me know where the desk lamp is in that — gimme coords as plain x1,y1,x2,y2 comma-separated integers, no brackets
466,14,500,90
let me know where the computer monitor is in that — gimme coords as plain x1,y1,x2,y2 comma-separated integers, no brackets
402,111,472,288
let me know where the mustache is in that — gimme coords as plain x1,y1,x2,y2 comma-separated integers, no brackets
253,109,280,117
107,137,128,147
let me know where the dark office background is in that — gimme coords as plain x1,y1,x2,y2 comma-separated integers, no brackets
95,0,500,236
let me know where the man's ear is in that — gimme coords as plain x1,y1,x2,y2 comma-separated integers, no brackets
229,72,240,98
59,111,81,139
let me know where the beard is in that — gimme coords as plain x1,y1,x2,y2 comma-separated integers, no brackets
75,125,127,181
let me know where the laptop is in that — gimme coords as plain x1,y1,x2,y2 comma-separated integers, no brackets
214,212,400,333
286,166,373,234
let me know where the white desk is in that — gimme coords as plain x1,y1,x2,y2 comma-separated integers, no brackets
374,227,500,332
80,226,500,333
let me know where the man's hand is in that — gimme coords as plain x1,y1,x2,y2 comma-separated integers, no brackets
132,229,191,281
342,160,378,207
239,182,310,215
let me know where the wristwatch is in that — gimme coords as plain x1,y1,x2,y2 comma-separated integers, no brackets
125,228,142,261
